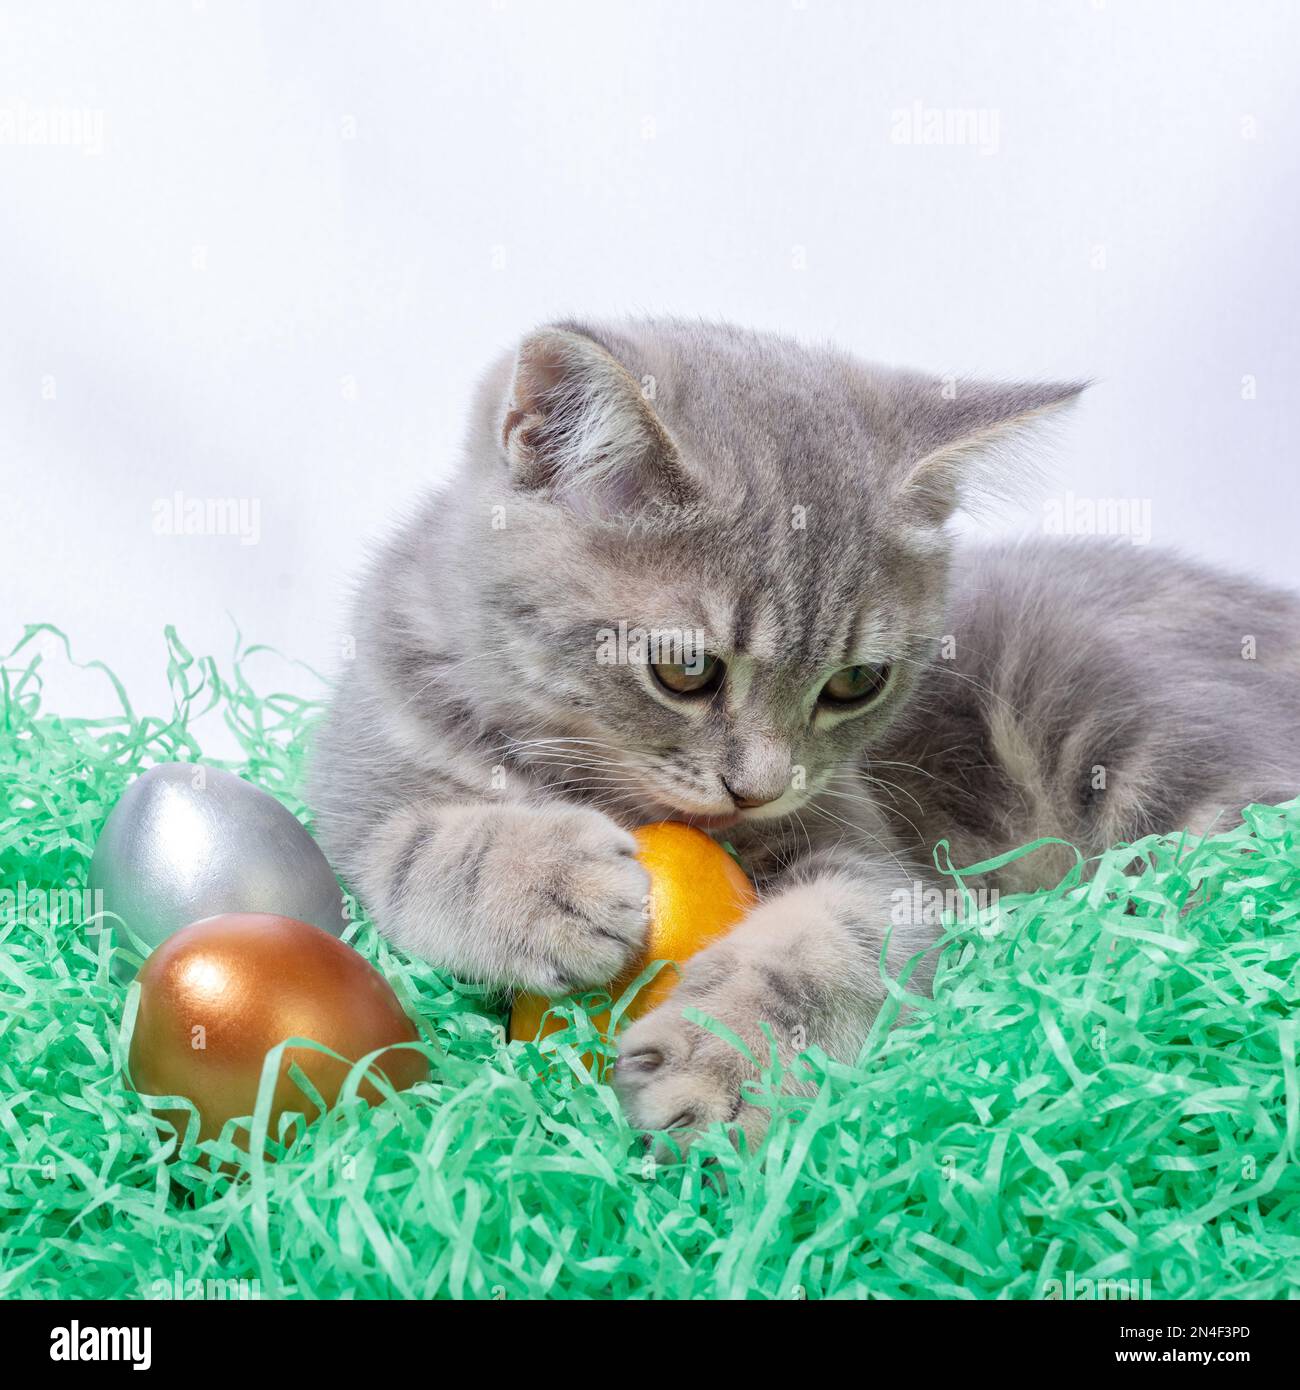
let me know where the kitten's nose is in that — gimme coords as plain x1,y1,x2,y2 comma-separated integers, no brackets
722,777,781,810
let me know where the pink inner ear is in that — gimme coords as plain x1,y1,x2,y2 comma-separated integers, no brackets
501,328,690,515
501,404,547,464
502,330,606,488
512,336,575,413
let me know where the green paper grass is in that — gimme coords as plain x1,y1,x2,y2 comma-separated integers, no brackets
2,622,1299,1300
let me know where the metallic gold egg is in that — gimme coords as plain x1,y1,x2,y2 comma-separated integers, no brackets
128,912,427,1147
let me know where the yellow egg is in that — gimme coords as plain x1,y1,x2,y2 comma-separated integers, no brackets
510,821,756,1047
128,912,427,1150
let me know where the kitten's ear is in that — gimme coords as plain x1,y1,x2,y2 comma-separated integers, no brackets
499,327,693,516
889,375,1087,525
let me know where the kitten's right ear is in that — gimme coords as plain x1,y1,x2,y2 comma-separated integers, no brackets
887,373,1088,525
498,328,694,516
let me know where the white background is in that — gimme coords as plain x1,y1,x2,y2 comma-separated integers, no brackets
3,0,1298,726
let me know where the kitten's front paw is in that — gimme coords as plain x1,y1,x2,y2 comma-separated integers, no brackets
486,804,651,994
612,930,816,1156
613,883,887,1156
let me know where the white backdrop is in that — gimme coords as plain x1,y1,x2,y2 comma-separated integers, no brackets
4,0,1299,724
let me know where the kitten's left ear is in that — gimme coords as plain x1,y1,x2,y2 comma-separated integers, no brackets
888,374,1088,524
499,327,695,517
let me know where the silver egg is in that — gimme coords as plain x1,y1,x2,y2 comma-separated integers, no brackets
88,763,348,976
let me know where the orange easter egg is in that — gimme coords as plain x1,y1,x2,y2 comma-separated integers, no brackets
128,912,427,1147
510,821,756,1046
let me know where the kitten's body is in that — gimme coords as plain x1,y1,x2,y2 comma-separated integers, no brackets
874,540,1300,894
312,318,1300,1145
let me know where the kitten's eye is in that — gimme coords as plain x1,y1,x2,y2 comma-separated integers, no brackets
651,654,725,696
820,663,890,706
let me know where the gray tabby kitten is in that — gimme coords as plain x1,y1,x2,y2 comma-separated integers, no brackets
311,318,1300,1149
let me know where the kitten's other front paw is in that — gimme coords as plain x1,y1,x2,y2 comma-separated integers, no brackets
613,990,765,1156
612,935,814,1155
484,804,651,995
612,884,884,1155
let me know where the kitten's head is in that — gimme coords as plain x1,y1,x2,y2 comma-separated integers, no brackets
435,318,1082,829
